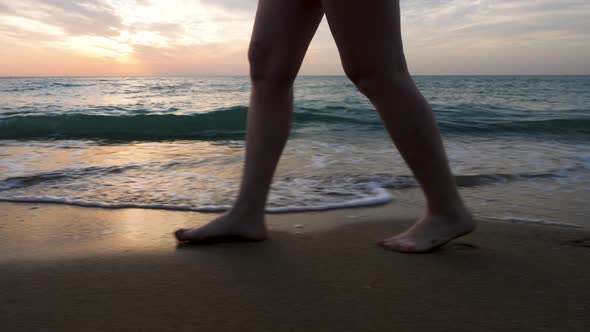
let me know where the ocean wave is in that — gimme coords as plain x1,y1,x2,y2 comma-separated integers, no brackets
483,216,582,228
0,164,144,191
0,165,572,194
0,106,373,140
359,169,575,190
1,104,589,140
0,81,93,92
439,117,590,137
49,82,93,88
0,107,249,140
0,186,392,213
0,165,580,218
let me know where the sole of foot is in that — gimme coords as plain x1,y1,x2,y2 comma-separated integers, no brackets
174,213,267,245
378,211,476,254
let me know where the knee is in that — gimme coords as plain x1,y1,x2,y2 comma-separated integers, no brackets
344,57,410,98
248,41,297,87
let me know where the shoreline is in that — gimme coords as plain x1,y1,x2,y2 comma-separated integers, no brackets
2,202,590,331
0,201,587,261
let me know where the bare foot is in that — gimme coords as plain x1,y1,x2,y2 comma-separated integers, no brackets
379,209,476,253
174,211,267,244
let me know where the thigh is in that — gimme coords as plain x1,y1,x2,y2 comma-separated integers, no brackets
249,0,324,79
320,0,407,77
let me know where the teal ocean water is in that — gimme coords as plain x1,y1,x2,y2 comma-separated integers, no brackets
1,76,589,226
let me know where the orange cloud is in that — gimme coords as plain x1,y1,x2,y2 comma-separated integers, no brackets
0,0,589,76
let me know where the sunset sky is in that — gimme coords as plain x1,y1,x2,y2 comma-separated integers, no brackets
0,0,588,76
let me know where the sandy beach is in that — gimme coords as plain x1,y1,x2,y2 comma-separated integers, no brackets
1,0,589,329
1,202,589,331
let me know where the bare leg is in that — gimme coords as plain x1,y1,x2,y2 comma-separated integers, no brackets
321,0,475,252
175,0,324,243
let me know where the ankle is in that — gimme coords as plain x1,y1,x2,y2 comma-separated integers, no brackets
427,200,470,218
229,204,265,219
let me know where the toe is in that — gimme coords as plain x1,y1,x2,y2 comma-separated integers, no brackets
380,238,416,253
378,236,398,247
379,238,397,250
398,239,416,252
174,228,188,241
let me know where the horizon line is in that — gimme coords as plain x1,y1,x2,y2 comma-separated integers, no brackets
1,74,589,78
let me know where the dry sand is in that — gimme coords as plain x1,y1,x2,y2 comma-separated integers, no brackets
1,202,589,331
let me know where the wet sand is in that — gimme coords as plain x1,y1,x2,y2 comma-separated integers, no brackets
1,202,589,331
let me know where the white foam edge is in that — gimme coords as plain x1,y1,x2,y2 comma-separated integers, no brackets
0,195,230,212
0,180,24,191
483,215,583,228
0,185,393,214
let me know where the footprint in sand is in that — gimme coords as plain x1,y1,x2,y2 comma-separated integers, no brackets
563,238,590,248
451,242,478,250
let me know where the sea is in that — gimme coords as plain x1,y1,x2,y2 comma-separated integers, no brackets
1,76,589,227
